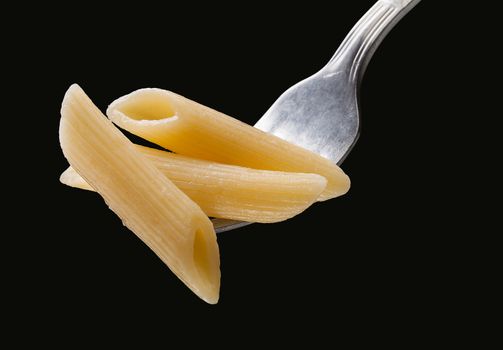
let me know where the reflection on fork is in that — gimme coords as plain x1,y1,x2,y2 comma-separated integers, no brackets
213,0,421,233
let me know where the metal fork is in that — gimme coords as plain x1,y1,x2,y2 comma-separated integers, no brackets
213,0,420,233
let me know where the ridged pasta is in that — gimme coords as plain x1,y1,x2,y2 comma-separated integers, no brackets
59,84,220,304
107,88,350,201
60,145,327,223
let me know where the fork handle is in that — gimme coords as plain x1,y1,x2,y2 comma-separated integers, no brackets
323,0,420,82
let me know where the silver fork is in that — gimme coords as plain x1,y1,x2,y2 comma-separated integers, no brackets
213,0,420,233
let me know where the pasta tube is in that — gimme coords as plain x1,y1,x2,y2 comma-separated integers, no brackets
60,146,327,223
59,84,220,304
107,88,350,201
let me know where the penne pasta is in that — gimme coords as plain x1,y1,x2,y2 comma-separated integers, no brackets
59,84,220,304
60,166,93,191
60,145,327,223
107,88,350,201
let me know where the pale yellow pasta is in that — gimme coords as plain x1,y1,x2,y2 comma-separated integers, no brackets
107,88,350,201
60,166,94,191
60,145,327,223
59,84,220,304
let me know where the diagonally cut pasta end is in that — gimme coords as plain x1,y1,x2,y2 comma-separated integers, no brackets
107,88,179,126
189,219,221,304
318,170,351,201
60,166,94,191
340,173,351,196
170,217,220,304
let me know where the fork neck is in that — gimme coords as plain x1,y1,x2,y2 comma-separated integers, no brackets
322,0,420,83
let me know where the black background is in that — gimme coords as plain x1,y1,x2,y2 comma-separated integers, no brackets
7,0,481,343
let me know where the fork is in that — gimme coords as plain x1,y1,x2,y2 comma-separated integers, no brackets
213,0,421,233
